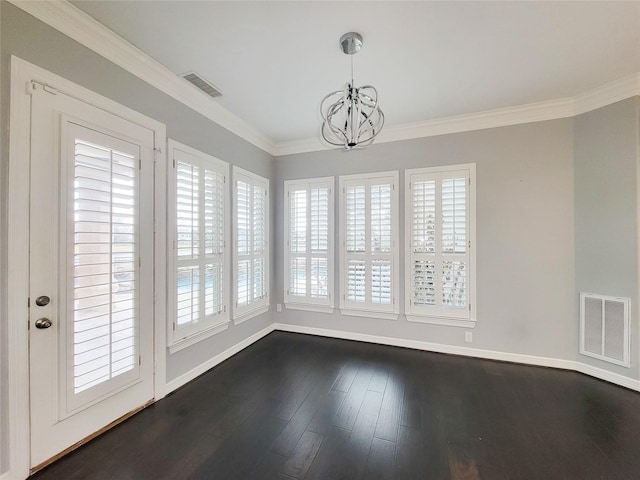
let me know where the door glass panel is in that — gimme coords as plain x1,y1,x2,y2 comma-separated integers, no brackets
73,139,137,394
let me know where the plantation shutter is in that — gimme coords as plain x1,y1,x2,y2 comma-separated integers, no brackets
407,169,470,319
73,138,138,392
285,178,334,308
341,173,398,315
172,143,228,342
234,168,269,318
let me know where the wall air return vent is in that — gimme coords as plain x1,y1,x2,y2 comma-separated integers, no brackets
580,293,630,367
181,72,222,98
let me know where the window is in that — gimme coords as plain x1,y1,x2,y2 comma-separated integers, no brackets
168,140,230,352
339,171,399,319
405,164,476,327
284,177,334,312
233,167,269,322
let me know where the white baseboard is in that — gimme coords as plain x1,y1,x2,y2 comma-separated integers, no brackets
165,325,275,394
575,362,640,392
165,320,639,401
273,323,640,392
273,323,575,369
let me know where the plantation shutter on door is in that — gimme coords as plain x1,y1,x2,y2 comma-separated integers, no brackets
71,136,139,402
284,178,334,310
406,166,475,324
340,172,399,318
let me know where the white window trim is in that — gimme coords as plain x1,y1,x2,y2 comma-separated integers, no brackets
168,322,231,354
285,303,335,314
167,139,231,350
234,305,270,325
338,170,400,320
232,166,270,323
284,177,335,313
404,163,477,328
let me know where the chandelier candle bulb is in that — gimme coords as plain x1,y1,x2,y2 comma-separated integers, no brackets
320,32,384,150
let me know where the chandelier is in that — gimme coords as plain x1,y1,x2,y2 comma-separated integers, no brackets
320,32,385,150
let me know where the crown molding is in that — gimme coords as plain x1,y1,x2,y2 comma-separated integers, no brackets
10,1,640,158
573,73,640,115
274,137,327,157
273,98,575,157
8,0,277,156
274,73,640,156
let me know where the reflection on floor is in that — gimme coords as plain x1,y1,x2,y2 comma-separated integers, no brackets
32,331,640,480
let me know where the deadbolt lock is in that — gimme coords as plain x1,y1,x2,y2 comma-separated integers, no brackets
35,295,51,307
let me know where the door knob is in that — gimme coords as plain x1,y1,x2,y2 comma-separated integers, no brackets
35,318,53,329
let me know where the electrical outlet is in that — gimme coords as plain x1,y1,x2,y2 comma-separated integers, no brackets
465,331,473,343
276,304,282,313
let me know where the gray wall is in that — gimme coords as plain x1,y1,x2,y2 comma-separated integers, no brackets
0,2,275,473
574,97,640,378
275,119,577,362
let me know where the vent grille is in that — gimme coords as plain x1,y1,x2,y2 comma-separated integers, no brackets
181,72,222,98
580,293,630,367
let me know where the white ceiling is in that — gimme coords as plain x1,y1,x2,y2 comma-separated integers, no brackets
71,1,640,145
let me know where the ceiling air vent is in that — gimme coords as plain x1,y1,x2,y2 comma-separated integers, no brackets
181,72,222,98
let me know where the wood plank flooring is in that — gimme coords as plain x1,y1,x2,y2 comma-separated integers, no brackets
32,331,640,479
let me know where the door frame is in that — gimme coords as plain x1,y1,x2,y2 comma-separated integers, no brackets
7,56,167,478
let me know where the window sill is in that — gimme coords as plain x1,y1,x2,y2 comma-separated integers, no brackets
285,303,334,314
168,320,231,354
340,309,398,321
233,304,270,325
405,314,476,329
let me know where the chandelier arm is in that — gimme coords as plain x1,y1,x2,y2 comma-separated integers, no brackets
358,86,379,107
354,103,383,137
358,94,378,108
321,124,348,147
323,106,349,143
327,103,349,139
320,90,347,119
368,109,385,141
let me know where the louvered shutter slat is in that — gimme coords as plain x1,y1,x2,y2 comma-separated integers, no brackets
371,184,392,253
346,186,366,253
174,146,228,335
286,181,332,305
73,139,137,394
310,257,328,298
347,260,366,302
408,170,470,319
234,168,269,315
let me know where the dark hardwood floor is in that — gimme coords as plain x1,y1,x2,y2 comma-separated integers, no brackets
32,331,640,480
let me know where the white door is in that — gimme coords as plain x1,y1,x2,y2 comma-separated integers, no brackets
28,84,155,469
